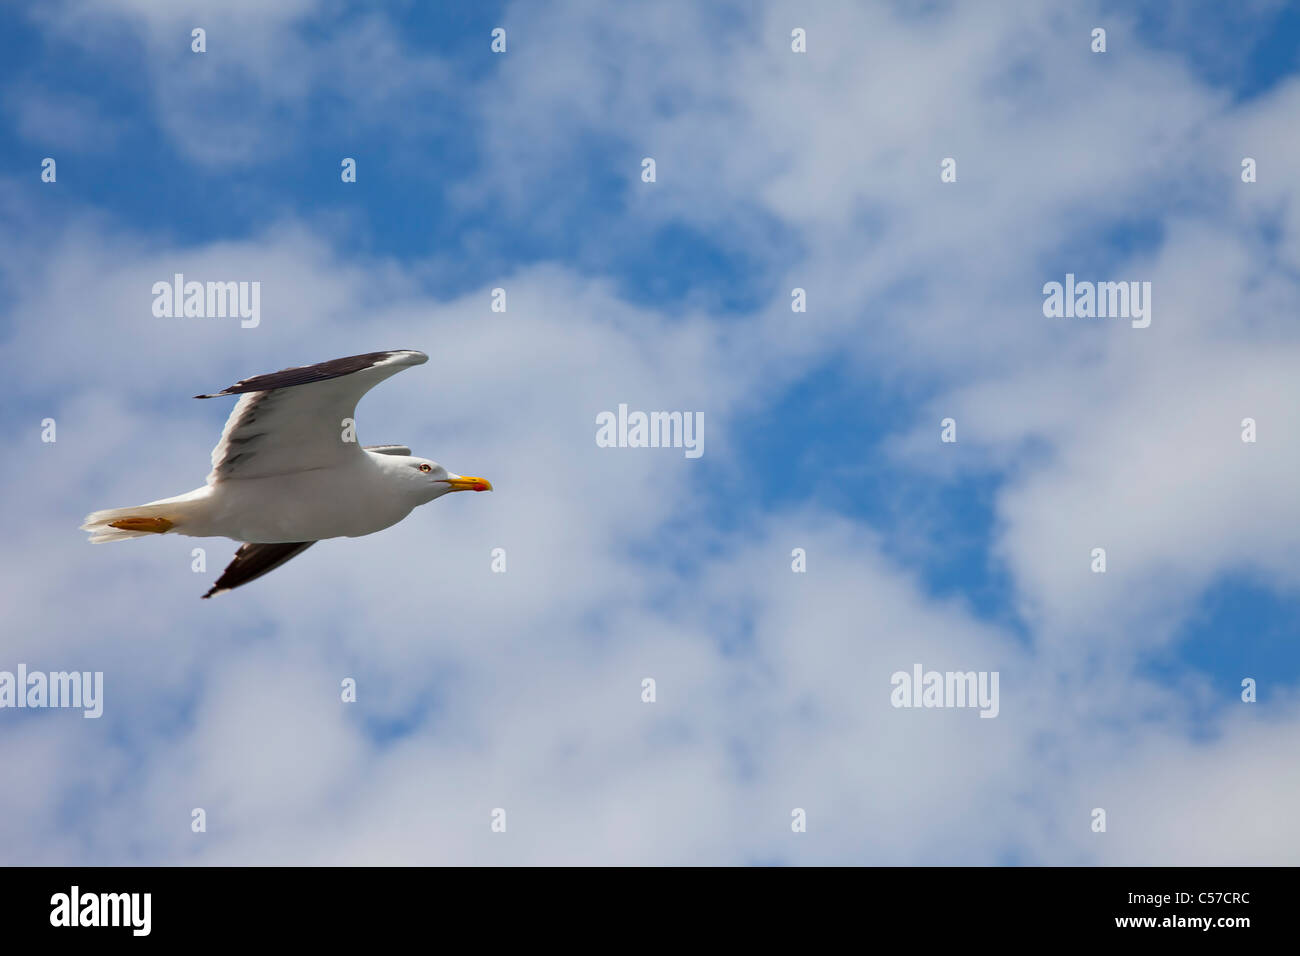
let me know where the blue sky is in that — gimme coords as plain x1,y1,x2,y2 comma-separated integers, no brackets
1,0,1299,864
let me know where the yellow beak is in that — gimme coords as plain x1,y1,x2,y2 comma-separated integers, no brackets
445,476,493,492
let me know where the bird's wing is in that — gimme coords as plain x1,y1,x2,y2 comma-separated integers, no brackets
202,541,315,599
363,444,412,456
196,350,427,483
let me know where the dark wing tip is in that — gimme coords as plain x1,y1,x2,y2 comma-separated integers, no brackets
195,350,425,398
203,541,316,598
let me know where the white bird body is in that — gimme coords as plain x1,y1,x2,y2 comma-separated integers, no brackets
200,451,421,542
81,350,492,597
116,451,423,544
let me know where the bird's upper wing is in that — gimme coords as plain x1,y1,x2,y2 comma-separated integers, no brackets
196,350,427,483
202,541,315,598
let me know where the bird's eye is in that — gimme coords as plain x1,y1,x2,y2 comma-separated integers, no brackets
418,463,432,473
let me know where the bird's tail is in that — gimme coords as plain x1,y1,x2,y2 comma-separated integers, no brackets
81,492,206,543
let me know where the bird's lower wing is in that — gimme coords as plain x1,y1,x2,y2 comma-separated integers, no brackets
202,541,316,599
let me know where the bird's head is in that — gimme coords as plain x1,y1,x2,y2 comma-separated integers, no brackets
406,457,493,502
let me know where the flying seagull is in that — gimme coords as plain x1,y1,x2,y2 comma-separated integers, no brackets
81,350,492,598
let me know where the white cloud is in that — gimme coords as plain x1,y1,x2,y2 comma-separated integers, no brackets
25,1,451,166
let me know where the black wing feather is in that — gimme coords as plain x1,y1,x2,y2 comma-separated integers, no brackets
202,542,316,599
194,350,422,398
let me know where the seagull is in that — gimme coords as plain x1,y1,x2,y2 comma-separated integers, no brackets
81,350,492,599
